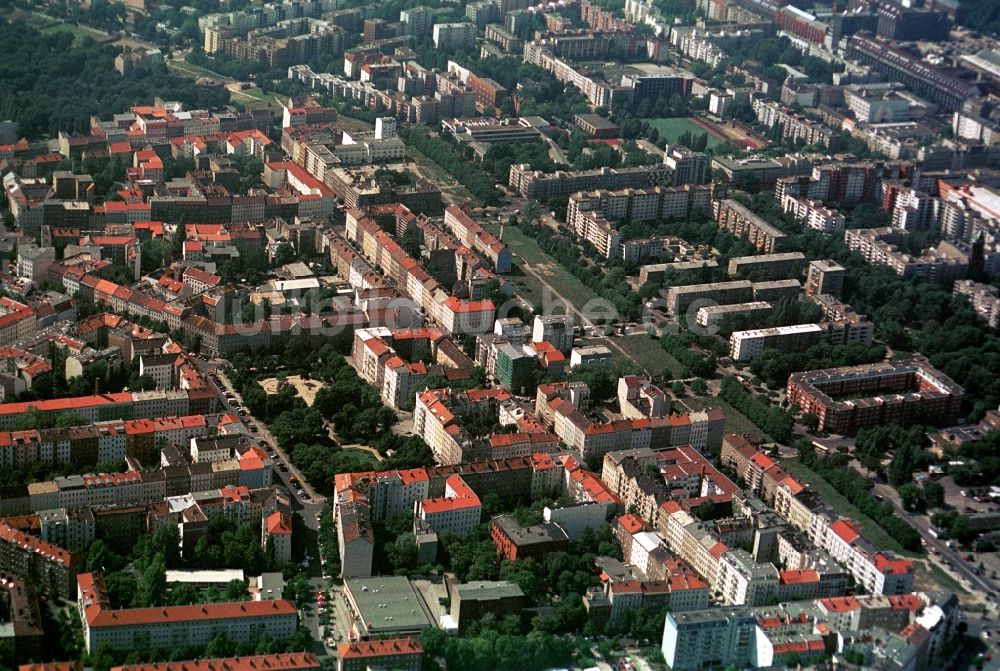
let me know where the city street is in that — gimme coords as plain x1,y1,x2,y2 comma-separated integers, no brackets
870,480,998,599
192,356,327,503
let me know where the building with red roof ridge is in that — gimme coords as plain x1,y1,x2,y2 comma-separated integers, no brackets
0,520,79,599
110,654,319,671
77,572,297,653
264,511,292,563
335,638,422,671
415,473,481,538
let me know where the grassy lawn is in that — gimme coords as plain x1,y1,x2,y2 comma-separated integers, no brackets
780,457,917,557
508,260,545,311
168,59,233,80
642,117,730,151
499,225,603,308
238,87,267,100
613,334,686,376
24,11,108,44
41,22,104,42
404,145,478,204
920,559,968,594
679,396,767,439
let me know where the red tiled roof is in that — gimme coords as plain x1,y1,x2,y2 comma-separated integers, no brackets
874,553,914,576
616,513,646,535
337,639,422,660
829,519,861,544
779,569,820,585
266,511,291,535
110,654,319,671
818,596,860,612
0,521,77,567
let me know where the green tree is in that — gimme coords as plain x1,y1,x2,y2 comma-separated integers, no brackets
134,553,167,607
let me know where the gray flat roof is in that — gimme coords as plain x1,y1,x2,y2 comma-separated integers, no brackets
345,576,434,636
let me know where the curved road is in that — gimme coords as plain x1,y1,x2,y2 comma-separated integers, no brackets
870,478,997,597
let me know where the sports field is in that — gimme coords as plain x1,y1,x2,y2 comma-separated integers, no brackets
643,117,730,151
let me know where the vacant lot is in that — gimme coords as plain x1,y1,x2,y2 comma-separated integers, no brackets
678,396,765,439
498,225,603,309
259,375,326,407
21,11,107,44
611,334,685,376
643,117,730,151
915,559,967,595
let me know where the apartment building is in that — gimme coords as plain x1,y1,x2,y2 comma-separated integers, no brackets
565,184,719,258
336,639,422,671
730,323,823,362
726,252,806,280
821,520,914,595
786,360,965,433
16,245,55,285
601,446,738,528
443,206,511,273
39,508,96,552
508,163,672,200
661,589,956,671
845,227,969,286
484,23,522,53
567,209,621,258
0,298,36,346
263,512,292,564
77,572,298,653
713,199,787,254
664,146,708,185
665,280,754,317
695,302,773,331
531,315,574,354
433,22,475,50
522,44,615,107
221,18,346,70
112,654,320,671
656,504,728,594
413,387,512,463
661,608,758,671
780,196,845,235
336,496,374,579
953,279,1000,328
752,99,841,150
0,521,79,599
617,376,668,419
715,549,779,606
543,390,725,459
400,6,433,37
805,259,845,297
847,34,980,112
415,474,481,537
346,210,494,336
352,326,475,410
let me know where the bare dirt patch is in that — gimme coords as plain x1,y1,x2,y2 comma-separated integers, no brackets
258,375,326,407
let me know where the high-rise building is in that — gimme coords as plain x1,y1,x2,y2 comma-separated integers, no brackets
400,6,433,37
432,22,476,50
664,145,708,185
661,609,758,671
805,259,846,297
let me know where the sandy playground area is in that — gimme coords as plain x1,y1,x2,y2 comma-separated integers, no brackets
258,375,325,407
